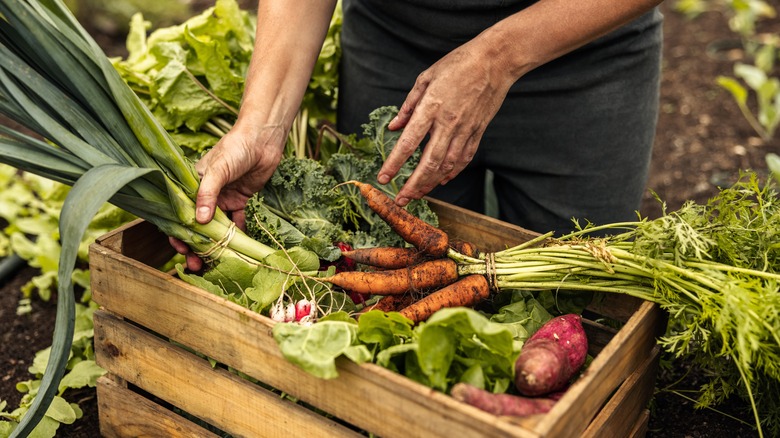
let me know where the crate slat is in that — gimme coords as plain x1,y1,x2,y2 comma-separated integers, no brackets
97,376,218,438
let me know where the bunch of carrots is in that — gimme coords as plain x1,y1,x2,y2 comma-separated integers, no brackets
320,181,493,323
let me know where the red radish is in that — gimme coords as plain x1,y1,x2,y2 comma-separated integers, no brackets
514,314,588,396
320,242,358,273
295,299,312,321
451,383,557,417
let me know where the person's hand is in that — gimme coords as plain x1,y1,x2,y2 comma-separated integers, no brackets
170,123,288,271
377,37,518,206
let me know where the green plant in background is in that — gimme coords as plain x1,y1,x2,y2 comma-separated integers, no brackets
113,0,256,155
0,164,136,305
673,0,779,142
63,0,193,35
0,301,106,438
718,61,780,141
113,0,342,158
674,0,775,35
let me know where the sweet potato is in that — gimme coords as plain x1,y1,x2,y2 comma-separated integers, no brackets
514,314,588,396
451,383,557,417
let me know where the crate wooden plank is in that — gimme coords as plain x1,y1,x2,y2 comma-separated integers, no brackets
531,300,664,437
581,346,660,437
90,245,537,438
95,218,175,269
94,311,363,438
97,375,218,438
629,410,650,438
582,319,619,356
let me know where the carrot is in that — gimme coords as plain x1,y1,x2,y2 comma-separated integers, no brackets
323,258,459,295
345,180,449,257
359,294,416,314
449,240,479,258
398,274,490,323
451,383,557,417
514,314,588,396
341,247,427,270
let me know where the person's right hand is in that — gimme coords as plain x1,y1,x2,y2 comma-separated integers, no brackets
171,122,288,271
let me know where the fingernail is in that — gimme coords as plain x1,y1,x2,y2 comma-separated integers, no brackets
196,206,211,223
377,174,390,185
396,197,409,206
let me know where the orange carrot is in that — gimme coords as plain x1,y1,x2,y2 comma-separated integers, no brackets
451,383,557,417
358,294,416,314
398,274,490,323
346,180,449,257
323,259,459,295
449,240,479,258
342,247,427,269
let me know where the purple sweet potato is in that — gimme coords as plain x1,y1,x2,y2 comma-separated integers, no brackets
451,383,557,417
514,314,588,396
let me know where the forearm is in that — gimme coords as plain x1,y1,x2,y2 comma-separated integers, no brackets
235,0,338,137
483,0,663,79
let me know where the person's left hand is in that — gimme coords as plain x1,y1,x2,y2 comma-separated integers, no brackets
377,36,517,206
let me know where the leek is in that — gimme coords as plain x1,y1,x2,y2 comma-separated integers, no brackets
0,1,277,435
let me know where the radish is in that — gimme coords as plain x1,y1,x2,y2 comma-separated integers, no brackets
295,299,312,321
269,303,286,322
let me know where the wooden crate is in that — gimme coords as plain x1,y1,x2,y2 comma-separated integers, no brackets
90,199,665,438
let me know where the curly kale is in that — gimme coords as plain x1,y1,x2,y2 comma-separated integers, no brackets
244,106,439,254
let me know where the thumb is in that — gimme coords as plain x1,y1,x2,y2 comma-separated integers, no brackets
195,171,224,224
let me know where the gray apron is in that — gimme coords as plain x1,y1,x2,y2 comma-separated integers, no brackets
337,0,663,235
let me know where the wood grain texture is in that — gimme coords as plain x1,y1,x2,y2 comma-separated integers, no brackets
581,347,660,437
97,376,218,438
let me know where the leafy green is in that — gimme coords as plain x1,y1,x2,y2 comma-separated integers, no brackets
113,0,255,152
273,317,371,379
273,293,551,395
488,291,553,342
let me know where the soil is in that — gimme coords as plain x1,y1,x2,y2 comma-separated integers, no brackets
1,2,778,437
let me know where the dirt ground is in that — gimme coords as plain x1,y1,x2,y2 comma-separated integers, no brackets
1,2,778,437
